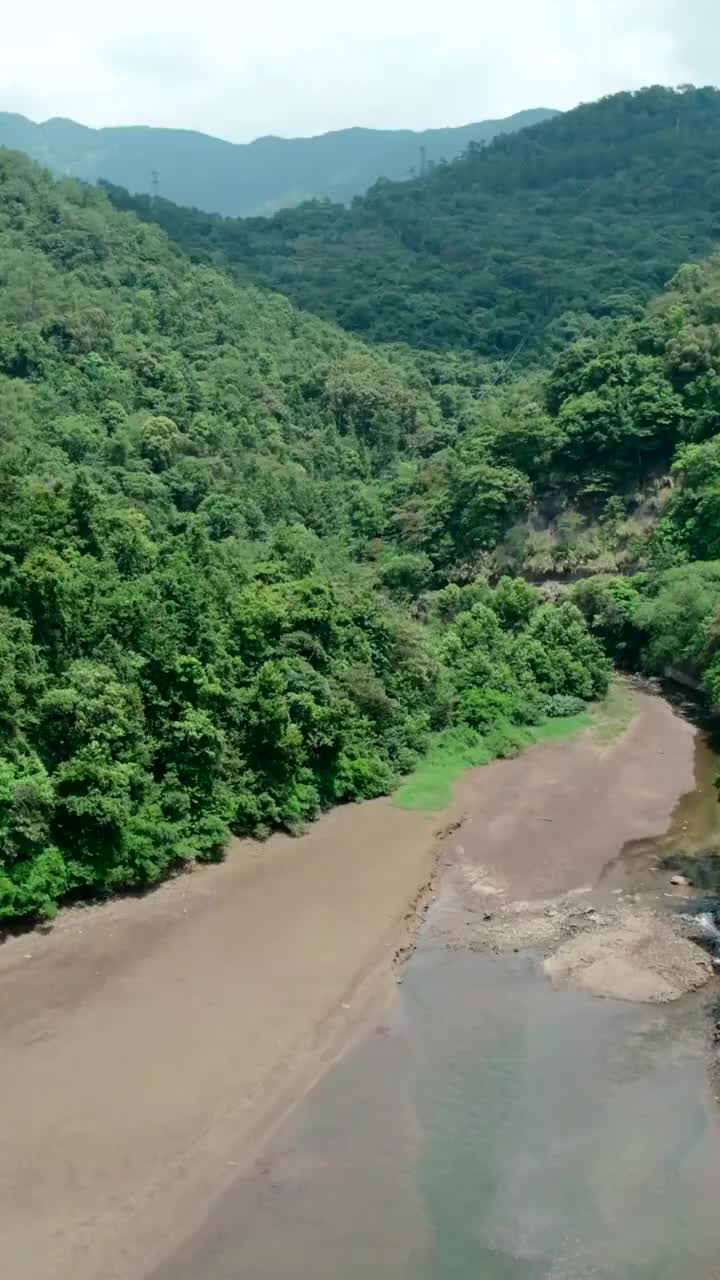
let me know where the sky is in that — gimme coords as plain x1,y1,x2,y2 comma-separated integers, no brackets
0,0,718,141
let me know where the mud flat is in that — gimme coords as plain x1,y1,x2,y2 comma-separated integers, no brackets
432,687,696,904
0,799,442,1280
428,688,717,1003
0,685,714,1280
145,690,720,1280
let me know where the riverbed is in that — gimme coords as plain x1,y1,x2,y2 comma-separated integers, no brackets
151,689,720,1280
2,687,719,1279
155,951,720,1280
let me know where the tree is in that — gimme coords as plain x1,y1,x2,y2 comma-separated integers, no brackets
379,553,434,599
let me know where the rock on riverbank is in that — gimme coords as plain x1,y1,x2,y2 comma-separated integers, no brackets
433,892,714,1003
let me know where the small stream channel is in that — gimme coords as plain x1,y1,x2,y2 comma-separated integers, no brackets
157,709,720,1280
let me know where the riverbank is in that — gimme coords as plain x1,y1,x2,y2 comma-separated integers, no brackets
147,686,720,1280
0,685,710,1280
0,799,444,1280
426,687,717,1002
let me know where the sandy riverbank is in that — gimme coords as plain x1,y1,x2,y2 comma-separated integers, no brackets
0,800,442,1280
431,687,696,906
0,687,706,1280
427,689,716,1002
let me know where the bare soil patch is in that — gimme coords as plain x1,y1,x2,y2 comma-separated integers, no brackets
0,687,709,1280
425,689,715,1004
431,688,695,906
0,799,440,1280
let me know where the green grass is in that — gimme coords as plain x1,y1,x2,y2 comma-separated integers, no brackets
392,728,494,812
589,678,635,744
393,680,637,813
393,711,591,812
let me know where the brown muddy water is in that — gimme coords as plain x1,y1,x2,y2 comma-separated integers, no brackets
152,720,720,1280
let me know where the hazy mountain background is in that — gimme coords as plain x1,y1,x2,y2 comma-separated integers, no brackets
107,86,720,360
0,107,557,216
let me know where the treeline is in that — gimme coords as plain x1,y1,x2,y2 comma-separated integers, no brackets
0,151,608,920
4,117,720,922
568,256,720,700
104,86,720,360
352,252,720,581
574,565,720,706
0,107,557,218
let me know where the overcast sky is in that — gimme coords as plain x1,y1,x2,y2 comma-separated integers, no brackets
1,0,717,140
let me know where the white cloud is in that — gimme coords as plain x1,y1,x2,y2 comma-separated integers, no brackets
0,0,716,140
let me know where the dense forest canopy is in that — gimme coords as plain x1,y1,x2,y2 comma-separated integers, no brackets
0,108,556,217
0,150,609,921
3,82,720,925
105,86,720,359
569,255,720,704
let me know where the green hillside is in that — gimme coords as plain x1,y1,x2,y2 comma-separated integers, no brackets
4,82,720,923
0,150,609,920
106,86,720,360
570,253,720,701
0,108,555,217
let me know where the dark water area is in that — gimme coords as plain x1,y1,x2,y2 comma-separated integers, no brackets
154,721,720,1280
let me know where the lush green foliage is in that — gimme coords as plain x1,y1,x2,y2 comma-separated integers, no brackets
6,82,720,921
106,87,720,359
574,564,720,706
0,151,608,920
393,708,592,811
330,253,720,580
544,255,720,497
569,252,720,706
1,108,554,217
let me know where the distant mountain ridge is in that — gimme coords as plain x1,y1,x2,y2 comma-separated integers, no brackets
107,85,720,361
0,108,558,216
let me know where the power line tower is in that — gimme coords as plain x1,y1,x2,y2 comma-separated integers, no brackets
151,169,160,198
419,145,427,178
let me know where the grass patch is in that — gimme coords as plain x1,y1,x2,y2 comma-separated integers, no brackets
589,679,635,745
393,682,634,814
527,711,593,744
393,711,591,813
392,727,493,812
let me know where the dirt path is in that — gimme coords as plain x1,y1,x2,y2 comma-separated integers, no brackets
0,800,440,1280
0,689,698,1280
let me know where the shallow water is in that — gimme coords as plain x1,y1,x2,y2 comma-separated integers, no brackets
158,945,720,1280
154,723,720,1280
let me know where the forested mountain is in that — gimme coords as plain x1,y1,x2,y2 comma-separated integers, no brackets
106,86,720,360
0,150,609,921
4,81,720,924
570,254,720,701
0,108,555,217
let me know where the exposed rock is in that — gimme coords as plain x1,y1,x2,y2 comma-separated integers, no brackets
543,909,712,1003
432,884,715,1004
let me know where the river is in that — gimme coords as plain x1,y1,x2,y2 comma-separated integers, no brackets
2,689,719,1280
152,696,720,1280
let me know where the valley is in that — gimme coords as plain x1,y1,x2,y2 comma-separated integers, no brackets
3,685,718,1279
1,77,720,1280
